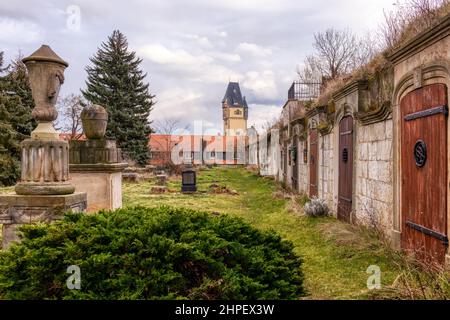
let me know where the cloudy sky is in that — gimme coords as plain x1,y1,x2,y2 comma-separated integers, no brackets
1,0,395,134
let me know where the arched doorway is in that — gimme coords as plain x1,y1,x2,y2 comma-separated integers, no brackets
400,83,448,263
309,129,318,197
292,135,299,191
338,116,354,222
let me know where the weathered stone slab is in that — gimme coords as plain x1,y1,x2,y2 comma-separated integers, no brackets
123,172,139,183
156,174,168,186
0,192,87,249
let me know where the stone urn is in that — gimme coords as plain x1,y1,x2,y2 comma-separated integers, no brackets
81,104,108,139
22,45,68,140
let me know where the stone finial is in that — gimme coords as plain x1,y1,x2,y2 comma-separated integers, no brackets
22,45,68,140
81,104,108,139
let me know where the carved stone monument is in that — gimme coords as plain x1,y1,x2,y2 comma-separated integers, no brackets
69,104,127,212
0,45,87,249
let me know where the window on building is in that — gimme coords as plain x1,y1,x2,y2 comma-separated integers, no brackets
234,109,242,115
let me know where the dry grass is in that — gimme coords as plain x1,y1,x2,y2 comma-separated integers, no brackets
369,251,450,300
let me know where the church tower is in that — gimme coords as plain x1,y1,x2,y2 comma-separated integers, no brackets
222,82,248,136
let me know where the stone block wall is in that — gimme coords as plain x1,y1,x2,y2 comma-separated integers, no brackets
318,133,335,209
297,139,309,194
354,119,394,230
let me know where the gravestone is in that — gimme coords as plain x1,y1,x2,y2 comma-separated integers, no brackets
69,105,127,212
150,173,168,194
0,45,87,249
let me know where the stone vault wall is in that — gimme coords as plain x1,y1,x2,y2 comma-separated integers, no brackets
297,139,309,194
354,119,394,230
318,133,335,209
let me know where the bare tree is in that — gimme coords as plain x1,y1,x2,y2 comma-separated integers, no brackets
379,0,449,50
298,28,379,83
153,118,183,135
307,28,357,80
55,94,86,140
151,118,190,167
352,32,379,69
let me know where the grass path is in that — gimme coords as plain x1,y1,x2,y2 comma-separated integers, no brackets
123,166,401,299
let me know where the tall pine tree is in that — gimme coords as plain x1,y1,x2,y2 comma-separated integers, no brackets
82,30,154,165
0,53,35,186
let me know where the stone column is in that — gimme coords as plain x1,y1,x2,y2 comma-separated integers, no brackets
0,45,87,249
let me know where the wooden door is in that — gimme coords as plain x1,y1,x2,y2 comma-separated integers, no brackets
292,136,299,191
400,84,448,264
309,130,318,197
283,142,288,185
338,116,354,223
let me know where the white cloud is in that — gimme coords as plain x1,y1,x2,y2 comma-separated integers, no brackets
196,0,293,12
242,70,278,100
153,87,204,121
183,34,213,48
248,104,282,132
217,31,228,38
138,43,241,83
209,52,241,63
0,17,43,44
237,42,273,57
139,44,209,65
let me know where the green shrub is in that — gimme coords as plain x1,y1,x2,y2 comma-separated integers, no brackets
0,206,304,300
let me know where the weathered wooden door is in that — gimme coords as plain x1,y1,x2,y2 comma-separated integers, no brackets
283,142,288,185
338,116,354,223
401,84,448,264
292,136,299,191
309,130,318,197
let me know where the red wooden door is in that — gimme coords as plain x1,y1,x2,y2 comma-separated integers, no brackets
292,136,299,191
400,84,448,264
338,116,353,222
283,142,288,185
309,130,318,197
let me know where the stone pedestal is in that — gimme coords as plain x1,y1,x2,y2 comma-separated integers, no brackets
69,136,126,213
0,45,87,250
0,193,87,248
69,163,127,213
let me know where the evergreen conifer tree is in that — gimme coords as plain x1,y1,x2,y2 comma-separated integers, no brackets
82,30,154,165
0,53,35,186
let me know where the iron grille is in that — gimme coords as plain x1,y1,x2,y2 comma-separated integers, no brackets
288,81,322,101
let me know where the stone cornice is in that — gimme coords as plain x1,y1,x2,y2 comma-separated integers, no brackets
387,13,450,65
70,163,128,173
355,101,392,126
332,80,368,102
290,116,306,126
305,105,327,119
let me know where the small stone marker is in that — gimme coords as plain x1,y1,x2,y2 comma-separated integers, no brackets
123,172,139,183
156,174,167,186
